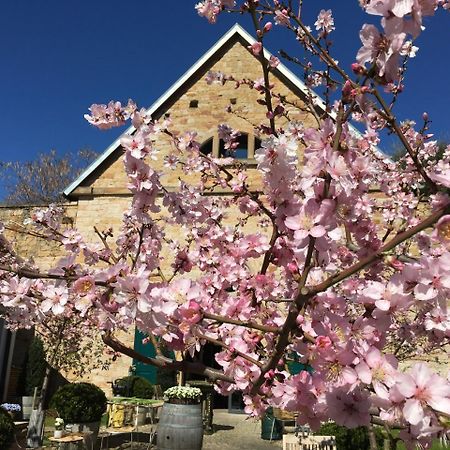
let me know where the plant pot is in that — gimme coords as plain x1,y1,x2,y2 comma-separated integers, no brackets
67,421,100,449
135,405,148,426
157,402,203,450
54,429,64,439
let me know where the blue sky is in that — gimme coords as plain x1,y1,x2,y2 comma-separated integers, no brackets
0,1,448,194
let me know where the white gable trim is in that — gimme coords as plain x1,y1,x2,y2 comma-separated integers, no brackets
64,23,382,197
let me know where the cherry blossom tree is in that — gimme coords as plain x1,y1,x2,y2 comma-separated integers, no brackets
1,1,450,449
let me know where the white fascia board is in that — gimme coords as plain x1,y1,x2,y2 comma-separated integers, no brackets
64,23,385,197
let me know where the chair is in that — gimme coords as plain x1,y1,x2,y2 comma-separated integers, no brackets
153,384,163,400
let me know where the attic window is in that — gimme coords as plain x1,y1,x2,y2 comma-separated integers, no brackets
189,100,199,108
200,137,213,156
199,132,259,163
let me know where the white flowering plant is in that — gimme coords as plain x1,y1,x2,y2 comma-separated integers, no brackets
54,417,64,430
163,386,202,404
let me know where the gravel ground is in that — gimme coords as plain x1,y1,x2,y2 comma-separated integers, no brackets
28,409,287,449
102,409,285,449
202,410,283,450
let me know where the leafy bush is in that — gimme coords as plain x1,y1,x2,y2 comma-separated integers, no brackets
25,336,46,396
314,422,384,450
115,376,154,399
0,408,14,449
50,382,106,423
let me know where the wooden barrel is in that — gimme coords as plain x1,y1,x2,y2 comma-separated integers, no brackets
157,403,203,450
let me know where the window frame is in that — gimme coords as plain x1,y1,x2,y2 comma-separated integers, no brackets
199,132,260,167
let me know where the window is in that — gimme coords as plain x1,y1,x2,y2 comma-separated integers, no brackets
199,132,259,163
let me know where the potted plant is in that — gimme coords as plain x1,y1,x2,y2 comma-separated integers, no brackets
50,382,106,447
0,408,14,450
157,386,203,450
22,337,46,420
54,417,64,439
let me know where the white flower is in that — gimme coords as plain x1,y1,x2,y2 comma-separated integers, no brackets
163,386,202,400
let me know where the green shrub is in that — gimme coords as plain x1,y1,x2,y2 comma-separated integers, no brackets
25,336,46,396
115,376,154,399
50,382,107,423
0,408,14,449
314,422,384,450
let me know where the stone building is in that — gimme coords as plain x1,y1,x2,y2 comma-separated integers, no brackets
0,23,344,401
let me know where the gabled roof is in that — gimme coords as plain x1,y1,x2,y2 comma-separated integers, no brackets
64,23,379,198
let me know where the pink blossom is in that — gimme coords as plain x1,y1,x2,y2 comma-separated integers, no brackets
269,55,280,68
178,300,202,334
396,363,450,425
274,9,290,27
315,9,335,34
73,276,95,295
284,200,329,242
195,1,221,23
84,100,136,129
357,24,406,82
41,285,68,315
195,0,234,23
355,347,397,389
362,275,411,312
434,215,450,248
326,387,371,428
248,42,262,56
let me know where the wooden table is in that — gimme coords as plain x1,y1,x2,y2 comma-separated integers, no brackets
48,433,85,450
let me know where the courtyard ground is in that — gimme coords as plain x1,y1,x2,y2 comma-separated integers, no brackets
12,409,286,449
100,409,285,449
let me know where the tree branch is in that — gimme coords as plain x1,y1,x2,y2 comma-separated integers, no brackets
102,331,233,383
203,311,280,333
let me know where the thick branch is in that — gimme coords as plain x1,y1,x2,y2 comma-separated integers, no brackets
310,204,449,295
203,311,280,333
195,331,263,368
0,265,108,286
102,332,233,384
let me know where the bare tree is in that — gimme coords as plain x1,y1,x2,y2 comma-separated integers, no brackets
0,149,97,206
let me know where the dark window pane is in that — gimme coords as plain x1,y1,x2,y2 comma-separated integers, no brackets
200,138,213,155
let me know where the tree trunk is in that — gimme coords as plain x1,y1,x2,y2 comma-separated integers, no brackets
26,407,45,448
26,364,51,447
368,425,378,450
